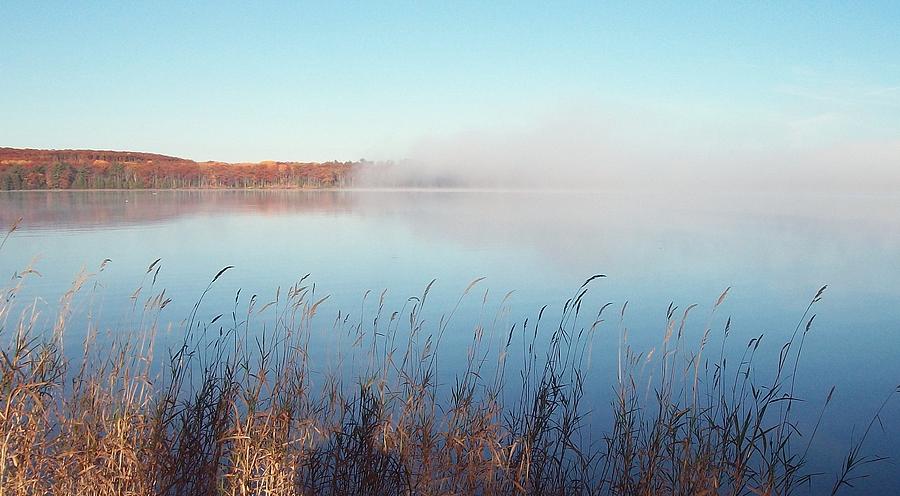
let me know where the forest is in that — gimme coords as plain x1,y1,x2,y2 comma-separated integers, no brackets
0,148,358,190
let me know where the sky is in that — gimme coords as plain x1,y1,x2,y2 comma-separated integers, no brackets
1,1,899,188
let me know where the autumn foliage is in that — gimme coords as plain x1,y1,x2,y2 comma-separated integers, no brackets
0,148,358,190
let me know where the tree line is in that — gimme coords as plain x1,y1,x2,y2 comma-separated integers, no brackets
0,160,358,190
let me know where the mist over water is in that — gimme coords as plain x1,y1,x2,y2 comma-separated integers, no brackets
357,107,900,192
3,2,899,492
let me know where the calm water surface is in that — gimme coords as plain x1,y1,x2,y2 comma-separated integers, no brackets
2,190,899,492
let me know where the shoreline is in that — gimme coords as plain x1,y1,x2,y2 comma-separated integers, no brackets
1,187,898,198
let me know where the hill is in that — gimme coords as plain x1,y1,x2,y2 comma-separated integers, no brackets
0,147,357,190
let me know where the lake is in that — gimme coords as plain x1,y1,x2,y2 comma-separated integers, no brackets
2,189,899,492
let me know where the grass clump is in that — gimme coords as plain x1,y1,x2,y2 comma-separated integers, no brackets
0,232,895,495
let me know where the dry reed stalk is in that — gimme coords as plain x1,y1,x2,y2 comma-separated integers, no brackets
0,241,894,496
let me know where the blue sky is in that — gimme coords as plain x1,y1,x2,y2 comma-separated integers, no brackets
2,1,899,167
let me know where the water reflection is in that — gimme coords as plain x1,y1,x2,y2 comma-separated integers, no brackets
0,190,358,231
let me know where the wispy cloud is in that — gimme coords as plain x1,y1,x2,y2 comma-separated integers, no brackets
776,79,900,109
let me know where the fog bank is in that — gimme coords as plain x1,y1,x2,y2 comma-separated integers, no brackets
357,106,900,193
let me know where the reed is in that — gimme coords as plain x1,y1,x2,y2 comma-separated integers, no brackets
1,228,895,495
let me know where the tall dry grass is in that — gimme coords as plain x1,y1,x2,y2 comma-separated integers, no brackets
1,220,895,495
